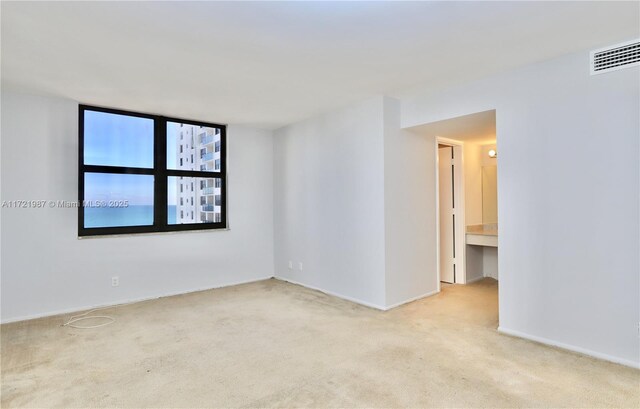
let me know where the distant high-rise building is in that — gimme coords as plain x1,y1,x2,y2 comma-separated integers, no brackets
175,123,222,224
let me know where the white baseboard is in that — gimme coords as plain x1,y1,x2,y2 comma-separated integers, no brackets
275,276,440,311
484,271,499,280
498,326,640,369
1,276,274,324
465,275,485,284
384,289,440,310
274,276,387,310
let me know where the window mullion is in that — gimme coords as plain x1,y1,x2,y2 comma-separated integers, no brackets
154,117,168,229
82,165,155,175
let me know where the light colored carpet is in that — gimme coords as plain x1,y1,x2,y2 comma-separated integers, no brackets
1,278,638,408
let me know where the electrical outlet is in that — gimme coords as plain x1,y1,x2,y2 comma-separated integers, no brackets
111,276,119,287
299,262,303,271
288,261,293,269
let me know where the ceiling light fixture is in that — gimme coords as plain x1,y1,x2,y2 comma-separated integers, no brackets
488,149,497,158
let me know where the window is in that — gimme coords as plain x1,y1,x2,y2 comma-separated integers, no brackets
79,105,226,236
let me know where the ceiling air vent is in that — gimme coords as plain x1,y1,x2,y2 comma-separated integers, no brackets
590,39,640,75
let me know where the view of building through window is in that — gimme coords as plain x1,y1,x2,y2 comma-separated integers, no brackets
167,122,223,224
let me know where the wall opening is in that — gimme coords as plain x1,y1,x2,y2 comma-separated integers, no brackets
406,109,499,317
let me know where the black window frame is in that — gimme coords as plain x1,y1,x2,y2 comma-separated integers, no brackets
78,104,227,237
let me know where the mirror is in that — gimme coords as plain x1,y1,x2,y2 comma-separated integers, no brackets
482,165,497,224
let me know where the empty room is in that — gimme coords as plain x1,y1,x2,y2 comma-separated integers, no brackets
1,1,639,408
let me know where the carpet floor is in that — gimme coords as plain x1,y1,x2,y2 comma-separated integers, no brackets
1,278,638,408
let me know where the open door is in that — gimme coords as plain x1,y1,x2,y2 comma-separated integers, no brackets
438,145,456,283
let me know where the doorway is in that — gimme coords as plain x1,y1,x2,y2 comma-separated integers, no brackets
429,110,498,290
437,139,465,285
404,109,498,323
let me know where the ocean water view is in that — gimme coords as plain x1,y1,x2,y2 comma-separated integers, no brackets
85,205,177,228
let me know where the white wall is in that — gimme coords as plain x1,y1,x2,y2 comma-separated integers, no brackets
465,245,484,282
273,97,387,308
383,97,438,307
483,247,498,280
273,96,438,309
401,50,640,366
0,91,275,322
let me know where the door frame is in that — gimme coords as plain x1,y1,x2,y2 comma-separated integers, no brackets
435,137,466,290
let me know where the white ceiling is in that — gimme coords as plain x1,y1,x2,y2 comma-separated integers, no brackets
408,109,496,144
2,1,638,129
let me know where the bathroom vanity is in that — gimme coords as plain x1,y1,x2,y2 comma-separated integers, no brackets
465,223,498,280
466,223,498,247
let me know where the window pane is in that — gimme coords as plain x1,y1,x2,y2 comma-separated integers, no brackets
167,122,221,172
168,177,222,224
83,110,154,168
84,173,154,228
